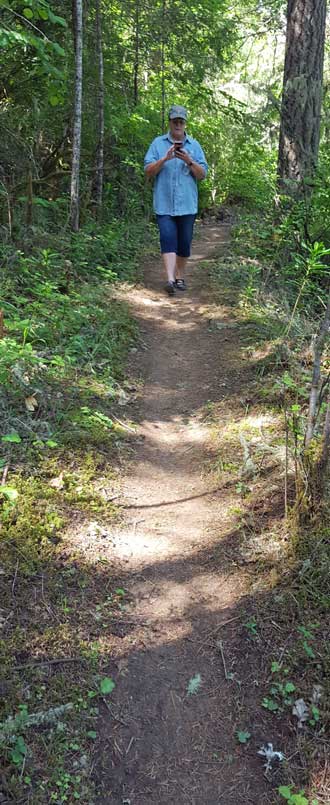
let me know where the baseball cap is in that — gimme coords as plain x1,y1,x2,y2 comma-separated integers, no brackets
168,105,187,120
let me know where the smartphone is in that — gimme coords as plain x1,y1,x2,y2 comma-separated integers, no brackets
174,141,183,151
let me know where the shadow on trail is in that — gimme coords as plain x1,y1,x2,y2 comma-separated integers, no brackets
84,553,301,805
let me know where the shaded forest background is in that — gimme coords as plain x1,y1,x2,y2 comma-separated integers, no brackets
2,0,330,501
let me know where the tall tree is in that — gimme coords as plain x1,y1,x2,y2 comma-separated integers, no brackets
277,0,327,195
70,0,83,231
133,0,140,105
93,0,105,214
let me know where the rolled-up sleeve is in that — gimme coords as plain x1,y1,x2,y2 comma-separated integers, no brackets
144,139,159,169
193,142,208,177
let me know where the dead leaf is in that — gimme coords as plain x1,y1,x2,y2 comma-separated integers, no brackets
49,472,64,490
25,395,38,412
292,698,309,727
117,389,130,406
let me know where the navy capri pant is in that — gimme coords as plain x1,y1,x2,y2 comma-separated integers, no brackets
156,214,196,257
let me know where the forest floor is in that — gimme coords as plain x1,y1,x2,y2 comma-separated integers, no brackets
91,222,326,805
1,221,328,805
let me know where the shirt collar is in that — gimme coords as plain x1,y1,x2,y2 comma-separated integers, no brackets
163,131,192,143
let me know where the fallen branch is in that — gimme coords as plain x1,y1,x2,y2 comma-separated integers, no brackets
0,703,74,744
217,639,229,681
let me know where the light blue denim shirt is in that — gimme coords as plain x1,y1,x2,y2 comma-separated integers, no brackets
144,132,208,216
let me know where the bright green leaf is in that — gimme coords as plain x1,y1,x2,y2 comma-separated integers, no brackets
100,677,115,695
23,7,34,19
1,486,19,502
49,95,61,107
262,697,278,711
284,682,296,693
278,787,292,800
2,432,21,443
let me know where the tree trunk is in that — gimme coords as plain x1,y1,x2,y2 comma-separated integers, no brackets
70,0,83,232
93,0,104,215
277,0,327,196
133,0,139,105
26,167,33,226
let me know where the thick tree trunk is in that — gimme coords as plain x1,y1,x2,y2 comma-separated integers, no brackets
70,0,83,232
93,0,104,215
277,0,327,196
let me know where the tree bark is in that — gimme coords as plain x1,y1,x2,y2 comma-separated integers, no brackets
26,167,33,226
133,0,140,105
93,0,104,215
70,0,83,232
319,389,330,468
277,0,327,196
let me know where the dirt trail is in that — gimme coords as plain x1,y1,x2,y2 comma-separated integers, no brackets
96,224,273,804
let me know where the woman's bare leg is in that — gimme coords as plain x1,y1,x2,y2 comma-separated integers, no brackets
175,255,188,280
162,252,177,283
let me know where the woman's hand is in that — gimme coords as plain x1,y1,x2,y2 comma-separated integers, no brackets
164,144,176,161
145,145,176,177
175,149,205,179
175,148,192,165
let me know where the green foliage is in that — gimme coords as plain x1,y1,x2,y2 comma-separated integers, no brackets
99,677,115,696
187,674,202,695
236,730,251,744
244,617,258,637
0,221,147,454
278,785,318,805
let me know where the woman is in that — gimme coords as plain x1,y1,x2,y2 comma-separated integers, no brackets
144,105,208,295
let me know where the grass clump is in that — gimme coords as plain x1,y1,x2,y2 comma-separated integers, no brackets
207,206,330,805
0,217,149,801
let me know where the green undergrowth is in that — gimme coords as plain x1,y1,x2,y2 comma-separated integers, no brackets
205,208,330,804
0,217,151,802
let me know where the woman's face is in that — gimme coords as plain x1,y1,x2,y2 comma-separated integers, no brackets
169,117,186,141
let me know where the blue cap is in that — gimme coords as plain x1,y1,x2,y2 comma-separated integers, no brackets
168,105,187,120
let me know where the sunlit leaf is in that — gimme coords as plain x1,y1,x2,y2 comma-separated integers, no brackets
1,486,19,502
49,94,61,107
2,432,21,443
100,677,115,695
